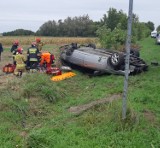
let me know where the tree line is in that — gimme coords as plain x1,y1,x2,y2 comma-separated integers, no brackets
3,29,35,36
2,8,156,43
3,15,98,37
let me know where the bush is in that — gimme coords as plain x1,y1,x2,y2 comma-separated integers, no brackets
96,23,127,50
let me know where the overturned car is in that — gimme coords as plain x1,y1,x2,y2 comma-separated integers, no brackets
59,43,148,75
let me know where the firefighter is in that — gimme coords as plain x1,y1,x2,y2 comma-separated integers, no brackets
39,51,55,70
11,40,19,65
11,40,19,55
36,38,43,52
14,47,26,76
27,42,39,69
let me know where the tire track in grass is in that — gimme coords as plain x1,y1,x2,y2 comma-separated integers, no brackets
68,94,121,115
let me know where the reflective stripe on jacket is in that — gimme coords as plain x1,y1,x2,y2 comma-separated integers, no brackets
27,47,39,61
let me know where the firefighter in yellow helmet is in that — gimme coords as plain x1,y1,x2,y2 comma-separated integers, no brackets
14,47,26,76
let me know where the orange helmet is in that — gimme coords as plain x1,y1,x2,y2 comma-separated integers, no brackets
17,47,23,54
13,40,19,46
31,42,37,47
36,38,41,43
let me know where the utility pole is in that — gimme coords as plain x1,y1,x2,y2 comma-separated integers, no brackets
122,0,133,119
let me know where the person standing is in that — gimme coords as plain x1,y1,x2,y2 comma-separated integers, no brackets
27,42,39,69
11,40,19,55
36,38,43,52
0,43,3,61
11,40,19,65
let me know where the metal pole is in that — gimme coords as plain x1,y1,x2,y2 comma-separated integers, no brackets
122,0,133,119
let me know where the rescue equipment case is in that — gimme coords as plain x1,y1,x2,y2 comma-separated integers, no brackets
3,64,16,73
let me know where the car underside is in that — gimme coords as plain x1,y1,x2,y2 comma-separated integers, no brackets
59,43,148,75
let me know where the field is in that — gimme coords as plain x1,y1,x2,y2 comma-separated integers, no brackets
0,36,97,46
0,36,160,148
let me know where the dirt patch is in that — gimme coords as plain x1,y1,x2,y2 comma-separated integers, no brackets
20,131,28,138
143,109,155,123
0,73,15,89
68,94,121,115
0,51,14,88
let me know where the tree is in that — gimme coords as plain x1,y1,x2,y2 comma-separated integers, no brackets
100,8,127,31
96,23,126,50
3,29,35,36
145,21,155,31
37,15,96,37
57,19,65,36
36,20,58,36
156,25,160,32
97,8,151,50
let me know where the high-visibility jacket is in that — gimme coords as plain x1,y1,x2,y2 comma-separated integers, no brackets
40,52,52,65
14,54,26,75
27,47,39,61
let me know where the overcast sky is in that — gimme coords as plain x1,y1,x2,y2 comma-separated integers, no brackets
1,0,160,33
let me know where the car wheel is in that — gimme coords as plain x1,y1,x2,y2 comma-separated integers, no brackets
109,52,124,69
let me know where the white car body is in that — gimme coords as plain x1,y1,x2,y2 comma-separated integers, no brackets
151,30,157,38
60,44,148,75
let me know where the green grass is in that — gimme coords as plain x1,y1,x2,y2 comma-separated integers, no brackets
1,37,160,147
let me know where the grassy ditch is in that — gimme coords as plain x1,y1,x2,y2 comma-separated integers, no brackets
0,37,160,147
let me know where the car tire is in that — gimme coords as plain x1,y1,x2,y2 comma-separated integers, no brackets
109,52,124,69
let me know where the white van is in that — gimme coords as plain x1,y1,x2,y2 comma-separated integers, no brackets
151,30,157,38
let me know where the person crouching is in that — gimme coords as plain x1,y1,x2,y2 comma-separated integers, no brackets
14,47,26,77
40,51,55,70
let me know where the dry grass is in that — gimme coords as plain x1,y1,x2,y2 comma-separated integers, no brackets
0,36,97,46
